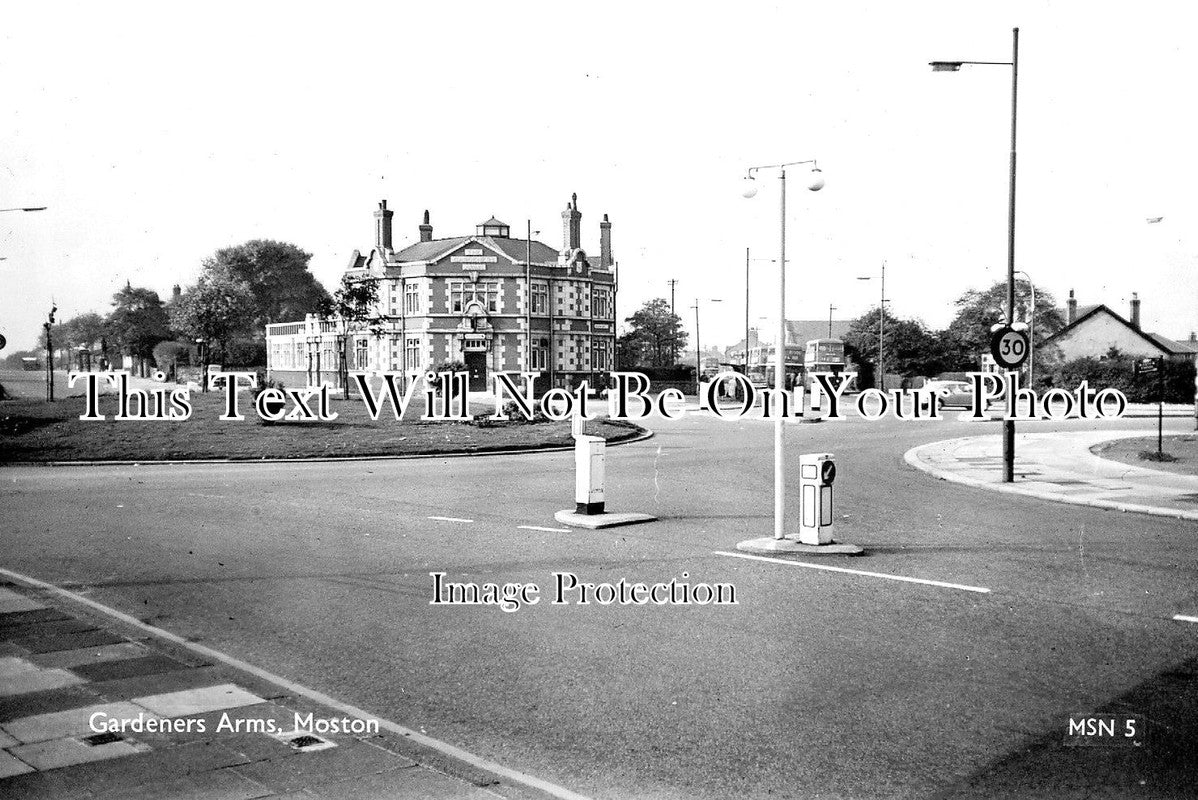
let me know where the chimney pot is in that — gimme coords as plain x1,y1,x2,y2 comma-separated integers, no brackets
599,213,613,268
1066,289,1077,324
1130,292,1141,330
562,193,582,251
374,199,394,251
419,209,433,243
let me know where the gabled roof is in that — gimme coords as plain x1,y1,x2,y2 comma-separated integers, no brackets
1045,303,1186,356
390,235,562,265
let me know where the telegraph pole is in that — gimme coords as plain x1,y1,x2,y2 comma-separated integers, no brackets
667,279,680,364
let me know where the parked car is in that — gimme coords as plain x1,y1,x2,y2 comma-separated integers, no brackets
921,380,974,409
920,378,1006,410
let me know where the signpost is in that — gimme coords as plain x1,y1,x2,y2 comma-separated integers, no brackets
989,325,1029,370
1136,357,1165,459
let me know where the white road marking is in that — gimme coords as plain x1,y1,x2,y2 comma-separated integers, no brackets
1173,614,1198,623
0,567,592,800
713,550,992,594
518,525,571,533
427,516,474,523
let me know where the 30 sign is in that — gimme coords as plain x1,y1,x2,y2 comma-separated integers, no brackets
989,325,1029,369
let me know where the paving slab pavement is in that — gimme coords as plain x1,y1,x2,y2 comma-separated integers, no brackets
0,581,567,799
906,429,1198,520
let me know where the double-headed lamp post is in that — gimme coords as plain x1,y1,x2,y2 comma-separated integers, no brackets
743,160,825,540
932,26,1020,483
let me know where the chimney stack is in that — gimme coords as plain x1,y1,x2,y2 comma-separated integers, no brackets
562,193,582,251
171,284,181,302
1067,289,1077,324
1130,292,1141,329
419,210,433,243
374,200,394,251
599,213,612,268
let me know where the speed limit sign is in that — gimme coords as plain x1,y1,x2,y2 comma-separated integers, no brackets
989,325,1029,369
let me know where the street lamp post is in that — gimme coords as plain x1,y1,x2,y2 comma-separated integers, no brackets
43,303,56,402
195,338,207,392
856,261,886,390
691,299,723,395
931,26,1020,483
743,160,825,540
1014,270,1035,388
744,253,780,369
827,304,836,338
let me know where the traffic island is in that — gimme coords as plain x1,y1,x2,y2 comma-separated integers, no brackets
554,434,657,530
738,452,864,555
554,509,657,530
736,537,863,556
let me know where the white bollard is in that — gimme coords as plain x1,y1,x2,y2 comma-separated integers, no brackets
574,435,606,515
798,452,837,545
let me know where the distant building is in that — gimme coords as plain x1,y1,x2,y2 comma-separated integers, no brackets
1045,290,1198,364
266,195,618,392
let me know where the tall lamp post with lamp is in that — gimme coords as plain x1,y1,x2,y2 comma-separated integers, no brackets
743,252,781,369
1013,270,1035,388
931,26,1021,483
691,298,723,395
742,160,824,542
856,261,886,389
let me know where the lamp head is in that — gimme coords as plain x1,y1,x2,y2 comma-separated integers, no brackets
930,61,963,72
806,168,825,192
741,175,758,199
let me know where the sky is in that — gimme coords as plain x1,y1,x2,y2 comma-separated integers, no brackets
2,1,1197,353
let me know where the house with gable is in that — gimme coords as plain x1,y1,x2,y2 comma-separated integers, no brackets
1044,290,1198,365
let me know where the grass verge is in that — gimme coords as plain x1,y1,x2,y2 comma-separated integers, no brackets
0,390,645,463
1090,434,1198,477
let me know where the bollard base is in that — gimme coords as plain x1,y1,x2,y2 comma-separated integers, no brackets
736,536,863,556
554,510,657,530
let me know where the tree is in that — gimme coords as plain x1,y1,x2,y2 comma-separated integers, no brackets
60,313,106,353
843,308,948,384
203,240,330,332
317,274,385,397
320,274,384,334
621,298,688,367
105,283,173,370
941,281,1065,372
169,268,257,362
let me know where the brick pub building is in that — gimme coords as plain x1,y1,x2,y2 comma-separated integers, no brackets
266,194,617,392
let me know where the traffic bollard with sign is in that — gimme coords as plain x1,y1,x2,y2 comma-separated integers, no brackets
798,453,836,545
736,452,863,556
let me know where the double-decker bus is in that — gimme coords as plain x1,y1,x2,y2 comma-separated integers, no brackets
803,338,852,391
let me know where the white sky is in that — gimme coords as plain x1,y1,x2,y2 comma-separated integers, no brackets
3,1,1196,352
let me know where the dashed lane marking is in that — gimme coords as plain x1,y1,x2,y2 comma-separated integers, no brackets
713,550,992,594
427,516,474,523
1174,614,1198,624
518,525,572,533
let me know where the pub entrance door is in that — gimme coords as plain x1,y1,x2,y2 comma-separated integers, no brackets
464,352,487,392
